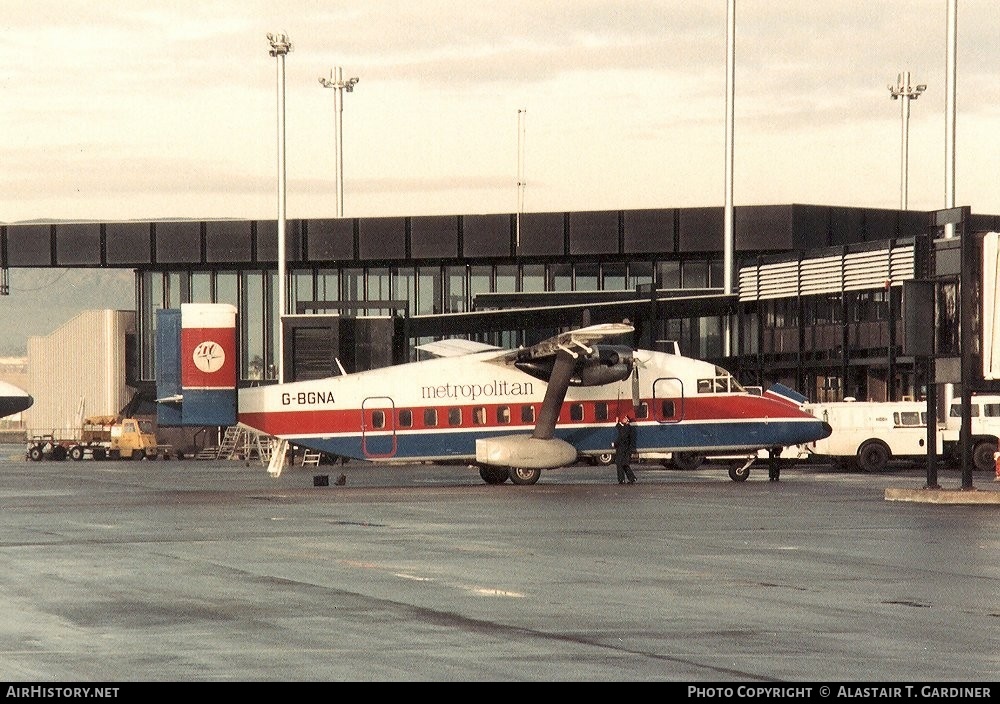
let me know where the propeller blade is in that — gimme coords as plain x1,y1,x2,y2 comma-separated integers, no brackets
631,365,640,408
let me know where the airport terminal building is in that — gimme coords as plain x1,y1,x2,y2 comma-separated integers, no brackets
8,203,999,434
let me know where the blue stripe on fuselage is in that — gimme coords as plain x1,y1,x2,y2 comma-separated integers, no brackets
284,418,825,462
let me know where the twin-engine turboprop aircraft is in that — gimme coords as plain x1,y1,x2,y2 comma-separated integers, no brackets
156,304,831,485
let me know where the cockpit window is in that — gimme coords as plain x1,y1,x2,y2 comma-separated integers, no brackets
696,368,745,394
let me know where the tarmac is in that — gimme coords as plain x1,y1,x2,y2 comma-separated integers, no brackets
1,452,999,683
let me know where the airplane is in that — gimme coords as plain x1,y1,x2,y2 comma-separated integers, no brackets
155,303,832,484
0,380,33,419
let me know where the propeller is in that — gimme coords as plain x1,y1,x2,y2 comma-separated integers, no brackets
631,364,640,408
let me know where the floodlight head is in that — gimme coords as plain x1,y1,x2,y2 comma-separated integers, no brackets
267,32,292,57
916,84,927,92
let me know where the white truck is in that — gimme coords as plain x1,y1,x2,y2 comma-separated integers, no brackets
801,395,1000,473
941,395,1000,472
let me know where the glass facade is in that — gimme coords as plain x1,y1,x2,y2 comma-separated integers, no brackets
137,257,725,383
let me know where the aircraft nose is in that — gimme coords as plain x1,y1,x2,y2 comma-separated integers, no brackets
820,420,833,439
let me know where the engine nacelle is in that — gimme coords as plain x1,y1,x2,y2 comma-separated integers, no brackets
476,435,579,469
574,363,632,386
514,344,634,386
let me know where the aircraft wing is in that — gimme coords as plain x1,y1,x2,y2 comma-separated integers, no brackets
477,322,636,470
415,338,502,357
499,322,635,363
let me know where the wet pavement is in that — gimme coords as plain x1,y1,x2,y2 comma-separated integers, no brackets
0,454,998,682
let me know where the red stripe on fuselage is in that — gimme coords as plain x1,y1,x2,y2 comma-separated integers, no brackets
238,394,809,437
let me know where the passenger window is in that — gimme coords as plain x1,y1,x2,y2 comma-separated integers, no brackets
634,403,648,420
569,404,584,421
497,406,511,424
398,409,413,428
473,407,487,425
371,410,385,429
660,400,676,419
521,405,535,423
448,408,462,426
595,402,608,422
424,408,438,427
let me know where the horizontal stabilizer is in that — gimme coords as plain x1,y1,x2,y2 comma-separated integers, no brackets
764,383,808,408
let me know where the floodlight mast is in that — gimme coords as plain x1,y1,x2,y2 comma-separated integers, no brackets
267,32,292,383
888,71,927,210
319,67,359,218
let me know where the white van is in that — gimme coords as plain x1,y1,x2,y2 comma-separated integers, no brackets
802,399,942,472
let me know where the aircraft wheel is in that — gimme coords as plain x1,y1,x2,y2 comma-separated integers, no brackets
856,441,889,473
28,445,44,462
592,452,614,467
972,441,997,472
729,462,750,482
92,448,107,461
479,466,510,485
69,445,85,461
672,452,705,471
509,467,541,485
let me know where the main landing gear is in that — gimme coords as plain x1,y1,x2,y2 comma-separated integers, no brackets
477,466,542,485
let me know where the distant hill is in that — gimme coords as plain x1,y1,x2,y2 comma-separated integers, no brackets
0,269,133,356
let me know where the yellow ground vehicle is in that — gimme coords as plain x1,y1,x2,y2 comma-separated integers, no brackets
27,416,173,461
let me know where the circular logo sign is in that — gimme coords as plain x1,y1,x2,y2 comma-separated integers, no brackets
193,341,226,373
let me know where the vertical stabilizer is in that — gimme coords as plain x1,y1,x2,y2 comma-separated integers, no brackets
156,303,238,426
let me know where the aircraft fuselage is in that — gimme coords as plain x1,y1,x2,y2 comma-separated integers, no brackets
238,348,829,466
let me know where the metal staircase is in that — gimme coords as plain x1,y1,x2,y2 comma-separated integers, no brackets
217,426,242,459
196,425,279,466
301,449,323,466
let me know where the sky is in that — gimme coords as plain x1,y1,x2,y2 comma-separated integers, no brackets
0,0,998,354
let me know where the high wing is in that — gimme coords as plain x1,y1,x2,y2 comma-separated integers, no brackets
415,338,502,358
476,322,635,469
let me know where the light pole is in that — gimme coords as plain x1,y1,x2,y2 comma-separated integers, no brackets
888,71,927,210
319,67,359,218
267,32,292,384
516,108,526,253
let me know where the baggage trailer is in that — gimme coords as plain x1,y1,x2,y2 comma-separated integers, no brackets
27,416,174,461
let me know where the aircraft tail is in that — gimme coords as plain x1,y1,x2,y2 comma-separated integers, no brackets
156,303,238,426
763,383,808,409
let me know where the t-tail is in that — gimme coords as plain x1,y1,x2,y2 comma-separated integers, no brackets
155,303,238,427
